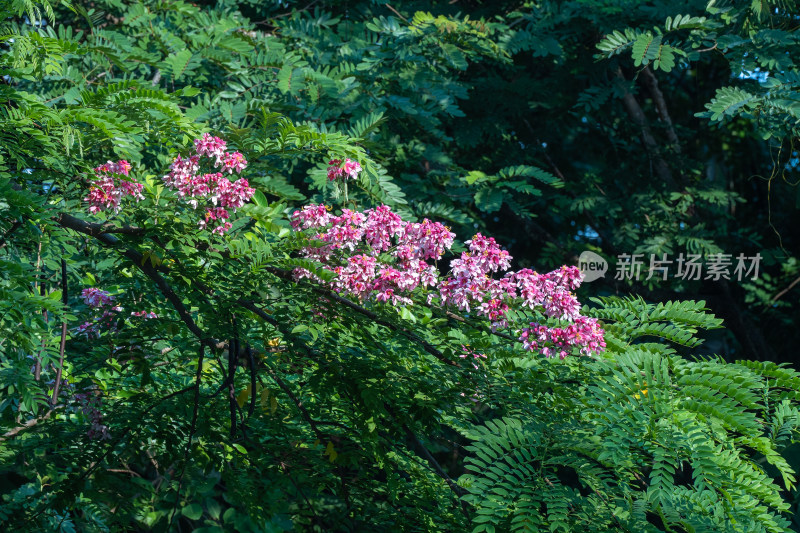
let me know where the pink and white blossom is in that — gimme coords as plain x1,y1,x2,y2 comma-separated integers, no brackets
81,288,114,308
162,136,255,234
84,160,143,215
327,158,362,181
290,195,604,358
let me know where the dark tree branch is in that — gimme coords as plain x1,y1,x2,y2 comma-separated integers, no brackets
321,290,458,366
229,325,238,438
267,367,324,440
0,407,60,441
640,66,681,152
403,423,466,497
246,344,257,417
614,67,676,188
168,345,205,530
55,213,146,236
236,299,281,328
56,213,211,344
51,259,68,406
0,219,23,249
254,268,459,367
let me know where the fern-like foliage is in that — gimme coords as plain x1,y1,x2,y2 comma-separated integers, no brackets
459,296,799,532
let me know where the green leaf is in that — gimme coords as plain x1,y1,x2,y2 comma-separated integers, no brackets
466,170,487,185
632,33,661,66
399,306,417,323
252,189,268,207
181,503,203,521
475,188,504,213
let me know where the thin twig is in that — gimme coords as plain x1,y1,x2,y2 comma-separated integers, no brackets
384,3,409,22
51,259,68,406
168,346,205,530
228,326,238,438
247,344,256,417
772,273,800,304
35,282,47,381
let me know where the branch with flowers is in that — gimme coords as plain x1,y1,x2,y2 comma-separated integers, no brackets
70,135,605,371
8,111,796,533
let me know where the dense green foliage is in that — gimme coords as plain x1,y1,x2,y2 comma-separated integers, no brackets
2,0,800,531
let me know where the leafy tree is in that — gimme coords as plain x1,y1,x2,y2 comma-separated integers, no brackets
2,0,800,531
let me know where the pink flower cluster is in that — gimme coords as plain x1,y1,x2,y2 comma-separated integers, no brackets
436,250,603,356
84,160,143,215
460,345,487,369
436,233,514,326
76,288,157,338
77,289,119,338
74,391,110,440
327,158,362,181
435,239,584,327
291,204,453,305
81,288,114,308
291,203,605,358
163,134,255,235
520,316,606,359
131,310,158,319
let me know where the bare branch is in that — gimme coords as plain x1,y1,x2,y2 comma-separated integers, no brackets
55,213,146,236
614,67,676,188
384,3,409,22
640,66,681,151
772,273,800,304
1,407,59,441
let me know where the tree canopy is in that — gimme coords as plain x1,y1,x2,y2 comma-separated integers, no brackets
2,0,800,531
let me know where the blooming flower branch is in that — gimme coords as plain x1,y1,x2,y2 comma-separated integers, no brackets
291,202,605,358
84,160,143,215
163,133,255,235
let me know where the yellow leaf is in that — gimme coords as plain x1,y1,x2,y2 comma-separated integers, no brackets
324,441,338,463
267,337,281,347
260,389,270,409
140,250,162,268
236,384,251,408
270,395,278,414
